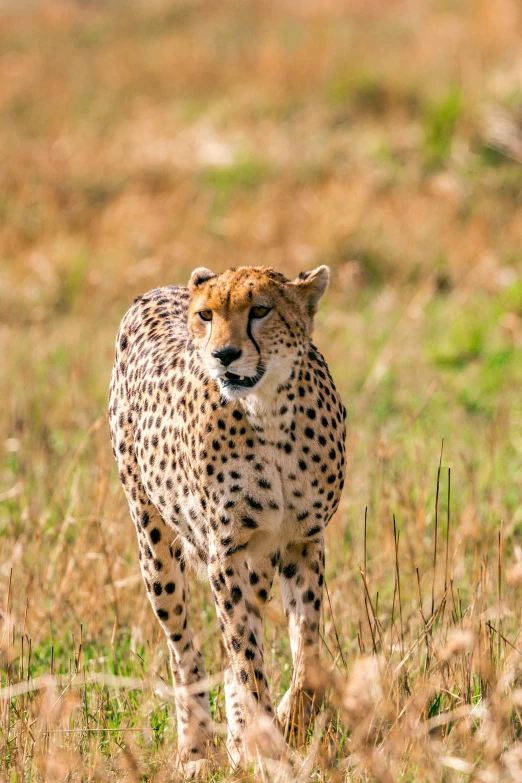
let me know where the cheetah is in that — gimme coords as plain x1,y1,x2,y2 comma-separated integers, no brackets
108,264,346,772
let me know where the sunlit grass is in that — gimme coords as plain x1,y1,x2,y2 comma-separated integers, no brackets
2,0,522,780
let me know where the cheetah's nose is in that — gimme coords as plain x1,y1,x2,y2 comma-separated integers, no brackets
212,346,242,367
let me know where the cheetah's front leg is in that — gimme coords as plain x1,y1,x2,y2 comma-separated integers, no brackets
124,491,215,774
209,546,280,765
278,537,325,744
222,555,278,766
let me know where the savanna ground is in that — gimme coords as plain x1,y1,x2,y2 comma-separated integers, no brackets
2,0,522,780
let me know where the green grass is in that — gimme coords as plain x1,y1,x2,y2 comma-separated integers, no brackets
423,87,463,168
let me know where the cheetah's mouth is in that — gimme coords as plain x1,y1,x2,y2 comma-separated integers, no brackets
220,365,265,389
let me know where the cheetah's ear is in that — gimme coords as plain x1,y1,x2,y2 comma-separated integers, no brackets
291,265,330,317
189,267,217,290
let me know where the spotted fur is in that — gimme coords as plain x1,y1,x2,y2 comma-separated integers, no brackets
108,265,346,771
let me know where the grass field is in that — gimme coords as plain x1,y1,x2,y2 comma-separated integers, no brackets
3,0,522,780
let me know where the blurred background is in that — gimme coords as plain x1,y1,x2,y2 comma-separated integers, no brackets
3,0,522,779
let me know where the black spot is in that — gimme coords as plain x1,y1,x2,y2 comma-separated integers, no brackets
157,609,169,620
241,515,258,529
153,582,162,596
282,563,297,579
150,528,161,544
165,582,175,594
249,572,259,585
303,590,315,604
141,511,150,527
305,427,314,439
225,542,248,556
231,586,243,604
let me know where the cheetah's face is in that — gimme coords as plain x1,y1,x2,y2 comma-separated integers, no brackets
187,265,329,399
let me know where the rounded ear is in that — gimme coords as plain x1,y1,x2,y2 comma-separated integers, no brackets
188,267,216,290
291,265,330,316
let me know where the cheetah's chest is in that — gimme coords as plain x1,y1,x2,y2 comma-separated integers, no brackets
239,406,344,544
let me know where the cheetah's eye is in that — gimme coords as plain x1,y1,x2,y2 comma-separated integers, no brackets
250,305,271,319
198,309,213,322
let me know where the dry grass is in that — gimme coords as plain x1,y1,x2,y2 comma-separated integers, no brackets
2,0,522,780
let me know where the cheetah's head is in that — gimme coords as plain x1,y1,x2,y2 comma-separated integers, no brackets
187,265,329,399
